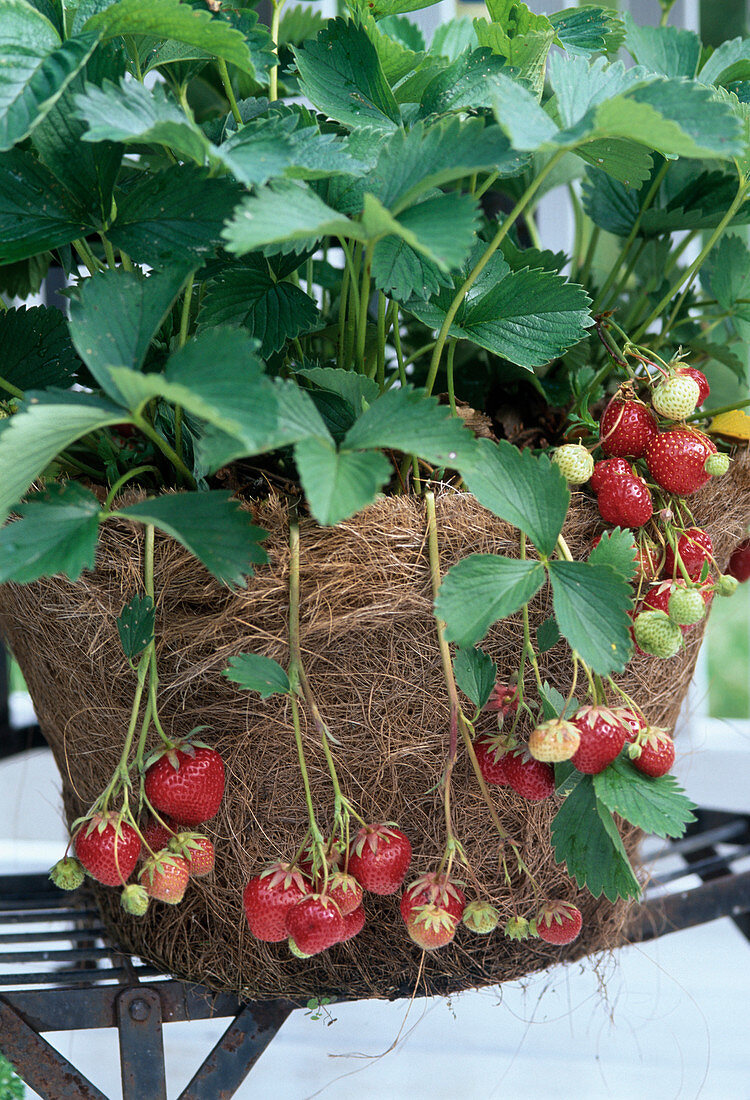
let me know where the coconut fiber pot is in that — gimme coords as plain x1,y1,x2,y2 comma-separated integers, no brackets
1,460,749,1002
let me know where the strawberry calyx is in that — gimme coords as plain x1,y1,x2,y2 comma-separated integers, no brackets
258,861,311,895
503,916,531,941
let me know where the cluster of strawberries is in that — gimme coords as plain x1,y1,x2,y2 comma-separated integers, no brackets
476,695,674,790
243,821,583,955
553,363,737,660
51,744,224,915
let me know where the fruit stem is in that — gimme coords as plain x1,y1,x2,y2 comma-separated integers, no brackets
684,397,750,422
520,536,545,695
103,465,160,510
100,650,151,813
218,59,242,124
424,492,517,847
555,534,574,562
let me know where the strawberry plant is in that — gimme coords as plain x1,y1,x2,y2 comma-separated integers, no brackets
1,0,749,964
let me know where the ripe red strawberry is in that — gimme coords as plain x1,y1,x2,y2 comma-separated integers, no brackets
484,683,519,714
319,871,362,916
243,863,310,942
141,815,177,855
502,750,555,801
474,735,510,786
597,474,653,528
590,457,632,493
338,904,366,943
138,852,190,904
168,833,215,877
664,527,713,580
400,872,466,921
610,706,646,744
535,900,583,945
676,365,709,406
570,705,627,774
299,837,347,879
645,428,717,495
631,727,675,777
347,824,412,895
728,538,750,582
286,893,345,956
144,744,225,826
403,902,460,950
74,814,141,886
599,397,658,458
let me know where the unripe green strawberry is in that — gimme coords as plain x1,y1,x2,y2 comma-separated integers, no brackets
552,444,594,485
633,610,683,658
503,916,530,940
121,883,150,916
667,585,705,626
528,718,580,762
652,375,700,420
50,856,85,891
462,900,500,935
716,573,739,597
704,452,730,477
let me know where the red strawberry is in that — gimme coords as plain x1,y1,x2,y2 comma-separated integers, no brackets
286,893,345,956
339,903,366,943
631,727,675,777
168,833,215,877
347,824,412,895
319,871,362,916
474,735,511,786
144,744,225,826
664,527,713,580
676,365,709,407
645,428,717,495
590,457,632,493
502,750,555,801
570,705,627,774
400,872,466,921
597,474,653,528
299,837,347,879
403,902,460,950
728,538,750,582
611,706,646,744
484,683,519,714
141,815,178,855
243,863,310,942
535,900,583,945
74,814,141,887
599,397,658,458
138,851,190,904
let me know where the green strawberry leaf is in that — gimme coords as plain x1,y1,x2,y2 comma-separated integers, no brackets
453,646,495,709
293,367,379,414
435,555,546,648
222,180,359,256
0,305,78,393
113,491,268,587
117,594,155,659
551,774,641,901
196,255,320,358
588,527,638,581
548,7,625,55
294,17,401,133
343,385,478,469
548,559,633,674
0,147,95,264
462,439,570,557
224,653,290,698
294,436,392,526
623,13,701,79
0,391,127,523
418,48,512,117
0,482,101,583
594,756,696,839
701,233,750,320
536,614,561,653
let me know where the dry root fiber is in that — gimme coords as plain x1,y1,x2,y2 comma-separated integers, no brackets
1,457,748,1002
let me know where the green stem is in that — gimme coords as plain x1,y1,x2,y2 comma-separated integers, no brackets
356,242,374,373
0,375,24,400
391,302,406,387
269,0,286,102
474,171,499,200
119,250,134,273
218,59,242,125
446,338,457,415
72,238,103,276
103,465,160,510
179,274,194,348
132,415,197,488
424,149,567,396
337,261,350,369
376,291,387,391
59,451,104,480
593,159,669,314
100,234,117,269
578,225,600,286
424,492,514,844
100,652,150,811
633,174,749,343
685,397,750,422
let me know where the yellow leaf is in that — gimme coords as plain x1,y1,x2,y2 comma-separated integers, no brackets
708,410,750,441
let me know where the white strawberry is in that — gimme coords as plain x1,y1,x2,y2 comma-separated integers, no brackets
652,375,700,421
552,444,594,485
